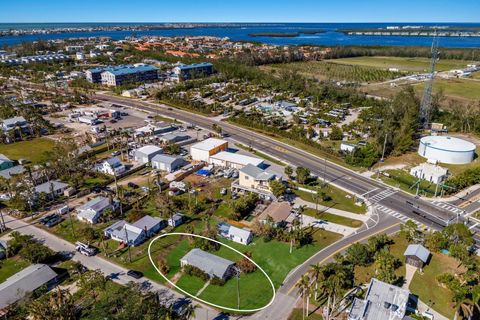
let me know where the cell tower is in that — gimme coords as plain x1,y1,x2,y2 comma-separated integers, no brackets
419,31,439,129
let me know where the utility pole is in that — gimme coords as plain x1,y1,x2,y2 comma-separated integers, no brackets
233,267,241,310
381,133,388,162
0,210,5,233
66,198,76,239
124,226,132,263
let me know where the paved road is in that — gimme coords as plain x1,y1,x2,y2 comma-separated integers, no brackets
250,213,401,320
2,214,218,320
96,94,465,231
8,83,477,318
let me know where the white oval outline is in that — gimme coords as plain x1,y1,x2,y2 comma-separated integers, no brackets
147,232,276,313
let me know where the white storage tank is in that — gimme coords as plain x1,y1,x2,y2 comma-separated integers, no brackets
418,136,476,165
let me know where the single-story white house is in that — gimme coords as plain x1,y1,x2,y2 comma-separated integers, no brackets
218,223,253,245
77,196,113,224
34,180,69,198
103,215,166,247
340,142,357,153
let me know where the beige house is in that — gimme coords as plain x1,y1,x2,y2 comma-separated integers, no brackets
231,164,281,200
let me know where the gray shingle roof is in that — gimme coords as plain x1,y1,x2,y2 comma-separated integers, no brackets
0,165,24,179
34,180,69,194
0,264,57,309
404,244,430,263
133,215,162,231
181,248,234,279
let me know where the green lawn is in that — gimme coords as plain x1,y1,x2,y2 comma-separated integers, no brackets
0,137,56,163
142,223,341,311
329,56,469,72
303,208,363,228
199,269,273,311
380,169,438,197
295,185,366,214
175,273,207,296
413,78,480,101
409,252,461,319
288,309,324,320
0,256,30,283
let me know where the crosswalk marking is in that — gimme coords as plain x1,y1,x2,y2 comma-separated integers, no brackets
375,205,429,230
431,200,466,216
469,222,479,230
369,189,397,203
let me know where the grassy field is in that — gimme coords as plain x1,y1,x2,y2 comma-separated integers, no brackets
472,71,480,79
380,169,438,197
409,252,464,319
261,60,400,83
288,309,324,320
0,256,30,283
413,78,480,101
295,186,367,214
329,56,470,72
0,137,56,163
303,208,363,228
137,220,341,311
353,235,408,285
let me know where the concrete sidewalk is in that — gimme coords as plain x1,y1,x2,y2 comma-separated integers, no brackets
299,214,357,236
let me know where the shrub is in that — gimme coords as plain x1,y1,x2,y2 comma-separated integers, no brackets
210,276,226,286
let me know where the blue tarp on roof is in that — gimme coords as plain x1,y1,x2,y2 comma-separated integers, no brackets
196,169,211,176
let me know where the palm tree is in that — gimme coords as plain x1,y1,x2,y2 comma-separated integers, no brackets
454,299,475,320
183,303,199,320
309,263,322,301
295,274,312,320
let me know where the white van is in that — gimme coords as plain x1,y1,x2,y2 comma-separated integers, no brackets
57,205,70,215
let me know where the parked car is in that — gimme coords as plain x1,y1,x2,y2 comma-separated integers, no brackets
39,214,57,225
111,151,120,156
128,182,139,189
45,216,63,228
127,270,143,279
57,205,70,215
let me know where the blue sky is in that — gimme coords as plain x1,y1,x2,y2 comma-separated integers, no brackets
1,0,479,23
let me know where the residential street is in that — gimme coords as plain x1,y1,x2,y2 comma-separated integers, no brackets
2,214,219,320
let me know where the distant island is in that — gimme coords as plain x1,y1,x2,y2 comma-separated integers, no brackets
249,30,324,38
339,26,480,37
